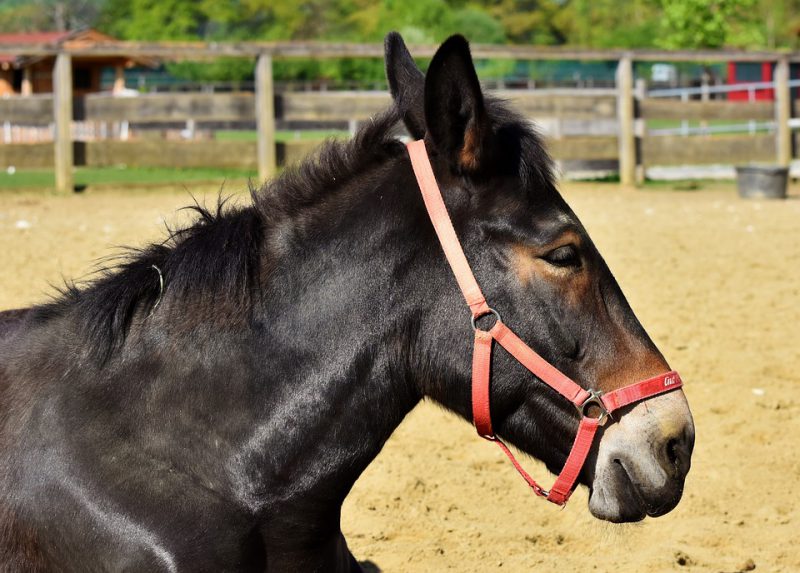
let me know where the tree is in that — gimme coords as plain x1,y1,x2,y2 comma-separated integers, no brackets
552,0,662,49
0,0,788,85
656,0,762,49
486,0,565,45
0,0,105,32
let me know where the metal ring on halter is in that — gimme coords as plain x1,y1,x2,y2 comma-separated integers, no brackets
471,308,501,331
577,389,610,426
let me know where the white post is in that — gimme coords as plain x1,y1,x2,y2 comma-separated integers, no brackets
113,64,126,94
700,74,710,134
185,119,196,140
681,91,689,136
21,67,32,95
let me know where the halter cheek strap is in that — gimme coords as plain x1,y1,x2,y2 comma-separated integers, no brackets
407,139,683,506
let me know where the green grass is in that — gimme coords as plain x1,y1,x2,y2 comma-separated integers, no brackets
1,131,342,191
1,165,737,193
216,129,348,142
0,166,258,191
639,179,739,192
565,173,739,192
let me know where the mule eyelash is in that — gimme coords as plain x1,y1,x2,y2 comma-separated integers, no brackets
542,245,581,268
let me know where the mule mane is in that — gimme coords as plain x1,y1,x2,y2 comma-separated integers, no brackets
31,202,264,360
254,108,405,229
483,95,556,193
30,109,404,361
31,101,554,363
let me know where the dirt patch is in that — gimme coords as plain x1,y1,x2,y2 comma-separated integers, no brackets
1,182,798,572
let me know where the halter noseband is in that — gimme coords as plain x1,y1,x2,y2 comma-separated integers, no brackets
407,139,683,506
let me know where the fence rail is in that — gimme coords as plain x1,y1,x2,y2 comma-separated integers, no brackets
647,78,800,98
640,100,775,121
1,41,796,62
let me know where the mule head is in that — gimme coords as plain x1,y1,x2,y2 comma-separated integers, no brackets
384,33,694,523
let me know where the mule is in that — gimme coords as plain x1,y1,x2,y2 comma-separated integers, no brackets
0,34,694,571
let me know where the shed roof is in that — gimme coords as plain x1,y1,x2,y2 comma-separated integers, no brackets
0,29,156,68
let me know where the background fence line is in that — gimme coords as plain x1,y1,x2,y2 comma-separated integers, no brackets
0,42,798,191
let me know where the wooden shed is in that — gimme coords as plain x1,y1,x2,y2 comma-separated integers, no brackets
0,29,155,97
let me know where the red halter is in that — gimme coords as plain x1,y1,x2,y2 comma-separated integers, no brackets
407,139,683,506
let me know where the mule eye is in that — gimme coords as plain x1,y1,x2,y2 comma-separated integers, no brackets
542,245,581,268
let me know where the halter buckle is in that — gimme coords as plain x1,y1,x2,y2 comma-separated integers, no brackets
577,389,610,426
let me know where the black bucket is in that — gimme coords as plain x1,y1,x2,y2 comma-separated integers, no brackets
735,165,789,199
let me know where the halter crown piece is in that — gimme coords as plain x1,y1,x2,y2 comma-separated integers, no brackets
406,139,683,506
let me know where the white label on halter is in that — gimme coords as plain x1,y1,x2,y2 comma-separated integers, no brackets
664,375,679,387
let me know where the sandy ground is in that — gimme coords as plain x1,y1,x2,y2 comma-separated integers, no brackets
1,182,799,573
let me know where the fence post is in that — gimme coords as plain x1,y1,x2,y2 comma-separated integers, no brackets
53,52,73,193
634,77,647,185
774,57,792,166
616,55,636,186
255,53,277,182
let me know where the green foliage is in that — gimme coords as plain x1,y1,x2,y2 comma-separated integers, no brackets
656,0,761,49
0,3,51,31
553,0,663,48
450,7,506,44
0,0,105,31
3,0,800,83
165,59,257,83
99,0,204,40
486,0,564,45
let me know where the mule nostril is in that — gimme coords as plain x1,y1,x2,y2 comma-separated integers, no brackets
665,431,693,477
666,438,680,466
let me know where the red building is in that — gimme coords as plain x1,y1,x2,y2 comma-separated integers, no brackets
727,61,800,101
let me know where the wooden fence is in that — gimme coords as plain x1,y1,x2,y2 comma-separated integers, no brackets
0,89,621,176
0,42,798,191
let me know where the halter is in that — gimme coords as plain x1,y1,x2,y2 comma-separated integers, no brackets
407,139,683,506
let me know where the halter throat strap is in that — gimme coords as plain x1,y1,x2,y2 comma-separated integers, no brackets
406,139,683,506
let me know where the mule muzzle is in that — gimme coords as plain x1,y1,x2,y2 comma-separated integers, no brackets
589,390,695,522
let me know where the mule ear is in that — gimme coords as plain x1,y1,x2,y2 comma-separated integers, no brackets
384,32,426,139
424,35,489,173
